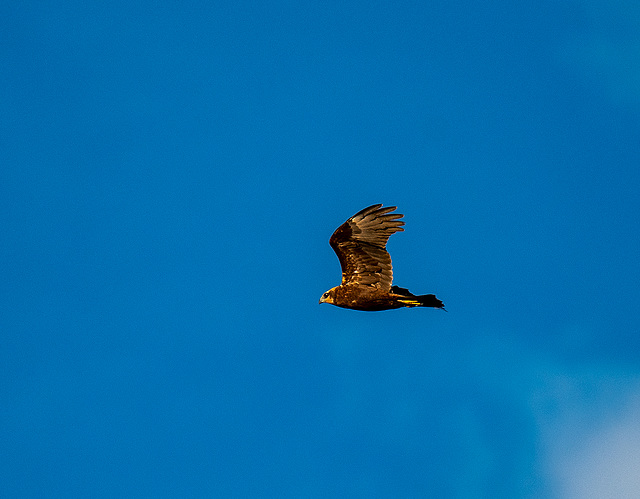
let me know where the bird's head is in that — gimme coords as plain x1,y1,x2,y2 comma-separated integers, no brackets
319,287,337,305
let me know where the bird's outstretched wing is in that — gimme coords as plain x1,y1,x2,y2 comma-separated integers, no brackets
329,204,405,290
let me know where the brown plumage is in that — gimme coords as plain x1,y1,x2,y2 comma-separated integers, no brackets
319,204,445,311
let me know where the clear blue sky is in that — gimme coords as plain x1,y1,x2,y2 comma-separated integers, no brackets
2,1,640,497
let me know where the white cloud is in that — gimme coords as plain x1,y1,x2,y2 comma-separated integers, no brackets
560,415,640,498
535,370,640,498
325,323,640,497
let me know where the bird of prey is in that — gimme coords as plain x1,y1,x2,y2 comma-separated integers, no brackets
319,204,444,311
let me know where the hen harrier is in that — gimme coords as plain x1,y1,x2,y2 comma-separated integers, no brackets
319,204,444,311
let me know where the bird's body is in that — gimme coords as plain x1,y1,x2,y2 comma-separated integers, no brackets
319,204,444,311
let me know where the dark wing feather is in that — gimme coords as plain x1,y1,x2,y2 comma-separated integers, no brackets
329,204,405,290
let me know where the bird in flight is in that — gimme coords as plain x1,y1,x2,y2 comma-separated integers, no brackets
319,204,445,311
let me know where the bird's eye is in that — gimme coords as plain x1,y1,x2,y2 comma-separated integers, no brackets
323,292,329,298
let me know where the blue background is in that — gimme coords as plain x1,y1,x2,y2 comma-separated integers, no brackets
2,1,640,497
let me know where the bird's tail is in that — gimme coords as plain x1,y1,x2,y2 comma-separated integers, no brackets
391,285,445,310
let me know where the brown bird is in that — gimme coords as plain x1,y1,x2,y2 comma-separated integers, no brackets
319,204,445,311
